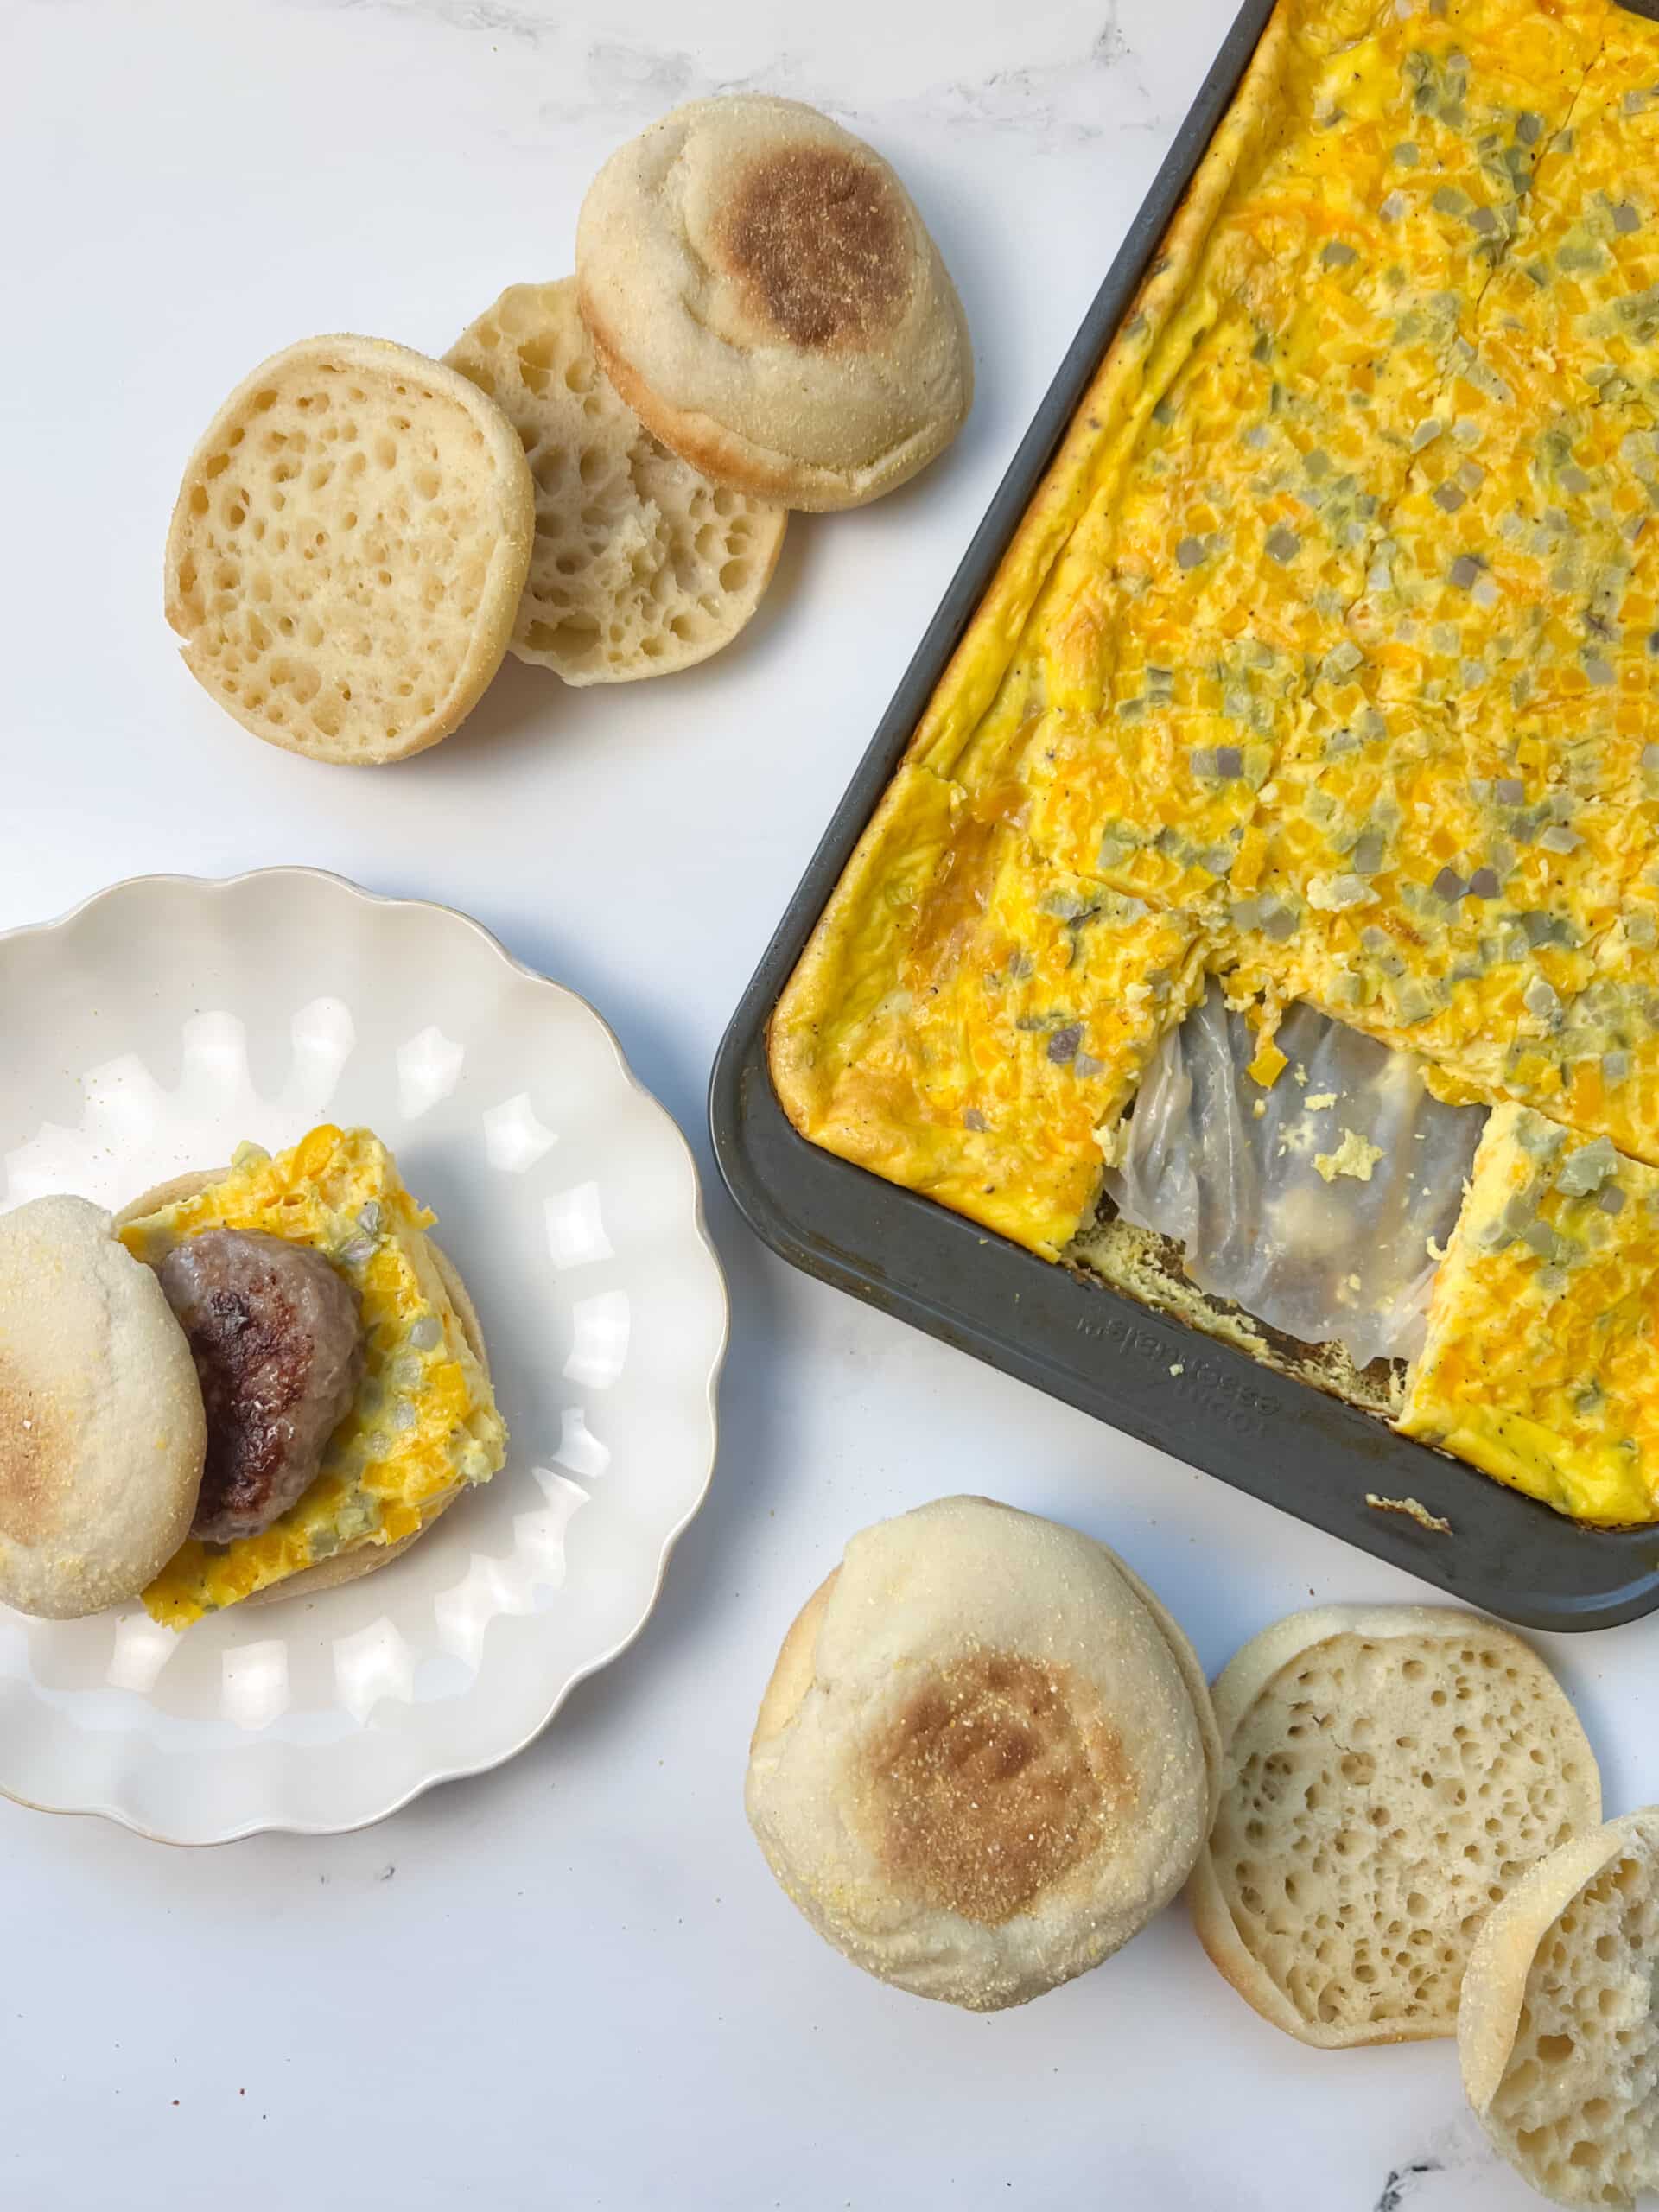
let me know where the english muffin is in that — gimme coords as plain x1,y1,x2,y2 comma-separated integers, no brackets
447,278,787,683
577,97,973,511
1188,1605,1601,2047
0,1197,206,1618
745,1495,1220,2011
164,335,534,765
1460,1808,1659,2209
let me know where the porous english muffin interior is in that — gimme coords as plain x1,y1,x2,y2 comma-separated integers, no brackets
166,337,531,763
1205,1621,1595,2043
447,279,785,683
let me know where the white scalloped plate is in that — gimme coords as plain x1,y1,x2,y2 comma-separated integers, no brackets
0,870,726,1844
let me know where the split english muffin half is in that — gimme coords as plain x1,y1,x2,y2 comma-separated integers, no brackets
165,335,535,766
447,277,787,683
1187,1605,1601,2047
1460,1807,1659,2208
0,1127,505,1628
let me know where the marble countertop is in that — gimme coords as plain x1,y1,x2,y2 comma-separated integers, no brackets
5,2,1652,2205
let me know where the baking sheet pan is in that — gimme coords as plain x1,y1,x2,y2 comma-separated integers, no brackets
710,0,1659,1630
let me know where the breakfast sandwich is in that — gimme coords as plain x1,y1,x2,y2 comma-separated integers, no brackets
0,1198,207,1620
118,1126,506,1625
0,1124,505,1630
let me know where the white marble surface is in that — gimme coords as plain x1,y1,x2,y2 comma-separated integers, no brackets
4,2,1653,2206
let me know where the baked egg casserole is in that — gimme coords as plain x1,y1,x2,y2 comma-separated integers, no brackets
119,1124,506,1626
773,0,1659,1522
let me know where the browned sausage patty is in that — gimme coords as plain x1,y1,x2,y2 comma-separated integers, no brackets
157,1229,365,1544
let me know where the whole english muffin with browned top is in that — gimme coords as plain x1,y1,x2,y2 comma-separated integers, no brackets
744,1496,1220,2010
576,97,973,512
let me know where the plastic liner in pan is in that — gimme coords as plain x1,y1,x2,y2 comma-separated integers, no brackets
1104,984,1487,1370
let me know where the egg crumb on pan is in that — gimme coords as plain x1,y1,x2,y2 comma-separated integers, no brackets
118,1124,506,1627
772,0,1659,1520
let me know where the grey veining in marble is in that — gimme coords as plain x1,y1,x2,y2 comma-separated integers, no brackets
283,0,1167,143
1370,2109,1513,2209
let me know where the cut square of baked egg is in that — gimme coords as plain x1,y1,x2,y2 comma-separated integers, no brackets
1219,677,1618,1103
119,1124,506,1627
768,762,1206,1260
1020,619,1300,912
1398,1102,1659,1524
